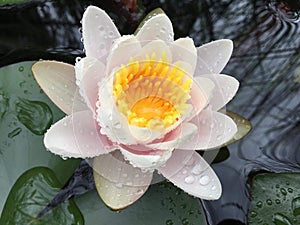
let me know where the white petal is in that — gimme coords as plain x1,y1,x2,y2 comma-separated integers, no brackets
120,148,173,171
158,150,222,199
106,35,142,76
96,106,137,145
136,14,174,44
179,109,238,150
32,61,87,115
196,39,233,75
133,39,172,62
93,151,152,209
170,37,197,76
82,6,120,60
44,110,114,158
187,77,214,120
146,123,197,150
75,57,105,111
206,74,239,111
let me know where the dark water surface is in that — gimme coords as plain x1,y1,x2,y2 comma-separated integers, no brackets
0,0,299,224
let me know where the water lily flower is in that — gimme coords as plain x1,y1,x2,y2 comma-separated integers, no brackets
32,6,239,209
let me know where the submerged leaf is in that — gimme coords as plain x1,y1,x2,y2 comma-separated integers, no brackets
248,173,300,224
134,8,165,35
225,110,252,145
0,167,84,225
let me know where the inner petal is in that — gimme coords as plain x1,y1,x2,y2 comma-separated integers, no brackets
113,53,192,131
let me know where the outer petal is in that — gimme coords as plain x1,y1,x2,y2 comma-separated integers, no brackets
75,57,105,111
206,74,239,111
120,147,172,171
158,150,222,200
32,61,87,115
136,14,174,44
44,110,114,158
188,77,214,118
170,37,197,76
82,6,120,60
105,35,142,76
196,39,233,75
179,109,237,150
93,151,153,210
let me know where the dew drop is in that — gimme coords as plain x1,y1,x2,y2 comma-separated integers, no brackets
266,199,273,205
184,175,195,184
288,188,293,193
256,201,263,208
275,199,281,204
250,211,257,218
98,26,104,31
183,156,194,166
191,164,202,175
280,188,287,195
182,170,188,175
199,175,210,186
211,185,216,191
18,66,24,72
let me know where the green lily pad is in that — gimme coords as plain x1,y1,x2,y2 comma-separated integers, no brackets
75,181,207,225
248,173,300,224
0,61,80,212
0,167,83,225
0,0,30,5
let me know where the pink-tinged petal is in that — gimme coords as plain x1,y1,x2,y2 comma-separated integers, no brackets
106,35,142,76
93,151,153,209
82,6,120,60
179,109,237,150
44,110,114,158
196,39,233,75
75,57,105,112
158,150,222,200
32,61,87,115
136,14,174,44
146,123,197,150
187,77,211,119
170,37,197,76
206,74,239,111
120,147,172,171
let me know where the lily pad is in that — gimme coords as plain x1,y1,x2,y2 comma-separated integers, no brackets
0,0,30,5
76,181,207,225
0,61,80,212
0,167,83,225
248,173,300,224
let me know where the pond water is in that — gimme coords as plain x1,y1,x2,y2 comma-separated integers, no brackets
0,0,299,224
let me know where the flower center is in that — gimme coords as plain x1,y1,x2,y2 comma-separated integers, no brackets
113,53,192,130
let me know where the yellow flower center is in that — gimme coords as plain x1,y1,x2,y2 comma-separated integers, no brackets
113,53,192,130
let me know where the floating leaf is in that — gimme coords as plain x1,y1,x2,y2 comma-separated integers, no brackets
0,61,80,212
75,181,207,225
0,167,84,225
248,173,300,224
0,0,29,5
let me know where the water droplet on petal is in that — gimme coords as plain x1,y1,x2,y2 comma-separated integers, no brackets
184,175,195,184
199,175,210,186
191,164,202,175
115,183,123,188
211,185,217,191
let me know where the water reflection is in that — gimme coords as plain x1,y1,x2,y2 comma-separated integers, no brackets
0,0,299,224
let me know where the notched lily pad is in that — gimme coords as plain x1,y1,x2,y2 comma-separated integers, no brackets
248,173,300,224
0,167,84,225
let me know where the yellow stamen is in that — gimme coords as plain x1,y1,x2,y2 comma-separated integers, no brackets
113,52,192,130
